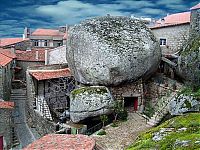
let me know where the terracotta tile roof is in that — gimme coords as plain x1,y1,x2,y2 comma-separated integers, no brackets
0,53,13,66
151,12,190,29
16,48,47,61
29,68,71,80
0,48,16,58
23,134,95,150
0,101,14,109
190,3,200,10
0,38,29,47
32,29,65,36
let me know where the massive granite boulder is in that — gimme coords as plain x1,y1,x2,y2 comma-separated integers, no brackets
169,94,200,115
67,16,161,86
69,86,114,123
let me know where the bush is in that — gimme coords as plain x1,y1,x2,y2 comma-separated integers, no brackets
118,109,128,121
111,122,119,127
97,130,106,135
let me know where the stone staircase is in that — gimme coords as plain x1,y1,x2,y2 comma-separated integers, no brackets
11,88,36,148
147,82,183,127
147,92,177,126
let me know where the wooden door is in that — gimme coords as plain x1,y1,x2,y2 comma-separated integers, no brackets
133,97,138,111
0,136,3,150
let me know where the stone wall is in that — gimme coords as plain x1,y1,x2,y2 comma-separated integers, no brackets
0,109,13,149
0,62,13,100
25,64,68,136
16,61,44,81
109,80,144,112
151,24,190,54
26,70,55,137
189,8,200,39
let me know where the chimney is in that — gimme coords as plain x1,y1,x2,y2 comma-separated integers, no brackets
23,27,30,39
35,50,39,60
161,18,165,25
45,48,48,65
11,45,15,54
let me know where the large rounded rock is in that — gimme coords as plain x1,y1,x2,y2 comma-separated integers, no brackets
69,86,114,123
67,16,161,85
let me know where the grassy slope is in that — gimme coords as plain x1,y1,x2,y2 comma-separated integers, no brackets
127,113,200,150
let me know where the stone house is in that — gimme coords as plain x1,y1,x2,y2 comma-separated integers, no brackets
0,38,30,50
26,27,67,48
109,79,144,112
26,64,75,135
15,48,48,81
0,49,16,100
0,100,14,149
150,12,190,55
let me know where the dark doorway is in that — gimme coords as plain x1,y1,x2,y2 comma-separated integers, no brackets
124,97,138,112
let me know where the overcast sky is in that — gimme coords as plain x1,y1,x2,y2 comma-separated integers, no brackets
0,0,199,38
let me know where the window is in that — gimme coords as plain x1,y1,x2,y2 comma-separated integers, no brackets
44,40,48,47
160,38,166,46
34,40,39,47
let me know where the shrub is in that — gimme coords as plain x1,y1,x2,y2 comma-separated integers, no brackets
118,109,128,121
97,130,106,135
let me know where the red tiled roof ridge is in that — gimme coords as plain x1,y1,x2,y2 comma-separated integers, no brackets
0,101,14,109
190,3,200,10
0,37,29,47
32,28,65,36
0,48,16,58
30,68,69,72
151,11,190,29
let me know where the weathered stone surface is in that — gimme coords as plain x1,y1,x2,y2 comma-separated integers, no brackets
70,86,114,123
169,94,200,115
67,16,161,85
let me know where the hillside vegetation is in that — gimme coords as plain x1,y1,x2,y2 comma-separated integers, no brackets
127,113,200,150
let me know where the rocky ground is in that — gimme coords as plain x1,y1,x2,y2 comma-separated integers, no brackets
91,113,151,150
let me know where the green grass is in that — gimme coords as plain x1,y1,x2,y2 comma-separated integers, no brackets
97,130,107,135
127,113,200,150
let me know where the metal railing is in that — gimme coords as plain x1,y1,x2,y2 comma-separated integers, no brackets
83,122,103,135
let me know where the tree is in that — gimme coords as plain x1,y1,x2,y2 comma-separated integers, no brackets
100,115,108,129
113,101,123,122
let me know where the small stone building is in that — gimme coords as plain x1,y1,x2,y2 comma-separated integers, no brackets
109,79,144,112
0,38,30,50
0,101,14,149
151,12,190,54
0,49,16,100
29,28,67,48
26,64,75,136
15,48,48,81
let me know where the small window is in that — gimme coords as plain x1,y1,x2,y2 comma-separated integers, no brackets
44,40,48,47
160,38,166,46
34,40,39,47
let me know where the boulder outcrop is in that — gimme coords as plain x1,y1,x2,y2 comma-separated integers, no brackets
169,94,200,115
67,16,161,86
69,86,114,122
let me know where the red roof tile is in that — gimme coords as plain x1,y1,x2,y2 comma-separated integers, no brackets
0,53,13,66
16,48,47,61
23,134,95,150
151,12,190,29
29,68,71,80
32,29,65,36
0,38,29,47
0,101,14,109
190,3,200,10
0,48,16,58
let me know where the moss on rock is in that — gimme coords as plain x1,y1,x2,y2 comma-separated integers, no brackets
127,113,200,150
